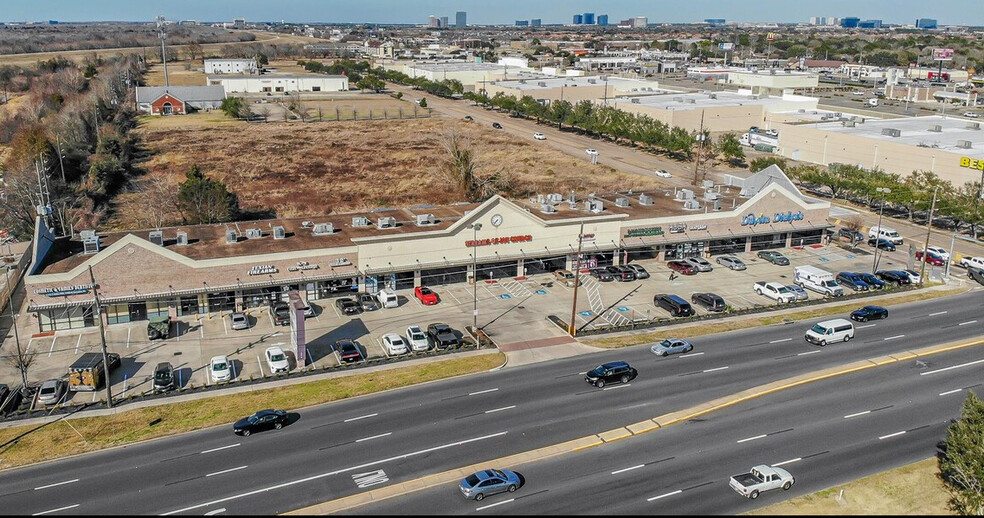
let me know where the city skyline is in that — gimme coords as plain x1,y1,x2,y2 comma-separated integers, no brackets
1,0,981,26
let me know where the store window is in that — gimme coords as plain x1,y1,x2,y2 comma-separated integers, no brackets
790,229,824,247
178,296,200,316
476,260,518,281
309,278,358,300
106,303,131,324
664,241,706,260
708,238,746,256
146,300,169,320
207,291,236,312
522,256,567,276
420,266,468,287
750,233,787,251
38,305,95,331
624,247,658,263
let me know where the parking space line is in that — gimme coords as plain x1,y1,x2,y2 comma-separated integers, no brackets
26,338,33,354
200,322,205,339
47,336,57,357
377,338,389,358
74,334,82,354
256,356,264,377
223,318,228,335
126,327,131,348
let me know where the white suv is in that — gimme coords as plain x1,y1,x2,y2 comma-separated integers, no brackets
533,132,546,140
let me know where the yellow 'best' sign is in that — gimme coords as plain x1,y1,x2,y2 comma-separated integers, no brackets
961,157,984,170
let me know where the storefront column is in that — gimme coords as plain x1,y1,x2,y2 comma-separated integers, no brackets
613,249,622,266
235,293,245,312
744,237,753,253
785,233,793,248
517,259,526,276
414,270,422,287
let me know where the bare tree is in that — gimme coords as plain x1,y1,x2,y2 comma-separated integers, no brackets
134,170,180,229
436,125,508,202
256,104,272,122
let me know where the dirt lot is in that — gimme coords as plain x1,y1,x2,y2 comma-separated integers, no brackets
144,62,206,87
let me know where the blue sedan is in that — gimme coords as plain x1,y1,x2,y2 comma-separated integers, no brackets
837,272,870,291
459,469,522,501
850,305,889,322
858,272,886,290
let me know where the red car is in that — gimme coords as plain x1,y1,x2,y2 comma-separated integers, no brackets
666,260,697,275
414,286,440,305
915,250,945,266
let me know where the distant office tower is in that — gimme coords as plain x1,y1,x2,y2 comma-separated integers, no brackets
840,17,860,28
916,18,937,28
633,16,647,28
456,11,466,27
531,18,541,27
858,19,882,28
704,18,725,26
597,14,608,26
441,16,448,28
573,14,583,24
583,13,595,25
515,20,529,26
428,15,439,27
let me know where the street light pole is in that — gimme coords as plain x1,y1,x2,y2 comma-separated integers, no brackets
3,266,27,388
88,266,113,408
919,186,940,285
470,223,482,331
872,187,891,273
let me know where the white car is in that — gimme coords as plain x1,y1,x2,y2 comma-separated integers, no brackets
382,333,409,355
852,90,865,96
654,169,672,178
925,246,950,262
585,149,598,156
406,325,430,352
533,132,546,140
265,346,289,374
960,256,984,270
210,355,232,383
964,112,980,118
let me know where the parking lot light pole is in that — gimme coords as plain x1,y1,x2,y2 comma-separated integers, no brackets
872,187,891,273
470,223,482,332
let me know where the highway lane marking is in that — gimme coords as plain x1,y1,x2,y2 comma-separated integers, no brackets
703,366,729,373
32,504,80,515
855,324,877,329
737,434,767,443
485,405,516,414
204,509,226,516
883,335,905,341
344,413,378,422
797,350,821,356
162,431,509,515
34,479,79,490
929,311,948,316
201,444,240,454
469,388,499,396
772,457,802,467
680,352,704,358
844,410,871,419
769,338,792,344
940,388,963,396
602,384,632,391
646,489,682,501
206,466,248,477
356,432,392,442
920,358,984,376
475,499,514,511
879,431,906,440
611,464,645,475
958,320,978,326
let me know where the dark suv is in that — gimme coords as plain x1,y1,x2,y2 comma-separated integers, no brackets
654,294,695,317
427,323,461,349
270,301,291,326
838,227,865,244
585,361,638,388
691,292,726,312
605,265,635,281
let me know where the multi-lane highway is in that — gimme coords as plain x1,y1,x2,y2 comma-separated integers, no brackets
1,289,981,515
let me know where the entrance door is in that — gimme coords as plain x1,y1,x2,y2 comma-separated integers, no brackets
162,102,173,115
128,302,148,322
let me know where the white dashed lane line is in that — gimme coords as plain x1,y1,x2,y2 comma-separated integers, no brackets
206,466,248,477
34,479,78,491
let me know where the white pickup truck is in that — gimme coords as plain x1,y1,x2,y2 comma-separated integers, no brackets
729,464,795,499
753,281,796,303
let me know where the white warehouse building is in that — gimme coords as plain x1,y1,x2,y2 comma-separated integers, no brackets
208,75,349,94
204,59,258,75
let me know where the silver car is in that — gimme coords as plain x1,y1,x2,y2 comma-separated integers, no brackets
650,338,694,357
716,255,747,271
785,284,809,301
230,312,249,330
683,256,713,272
37,378,66,406
459,469,522,501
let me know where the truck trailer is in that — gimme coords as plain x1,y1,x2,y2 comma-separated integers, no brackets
68,352,120,392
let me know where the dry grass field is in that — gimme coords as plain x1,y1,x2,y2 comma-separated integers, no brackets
143,62,207,87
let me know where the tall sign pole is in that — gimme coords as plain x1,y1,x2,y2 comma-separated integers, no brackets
568,222,585,336
88,266,113,408
919,186,939,284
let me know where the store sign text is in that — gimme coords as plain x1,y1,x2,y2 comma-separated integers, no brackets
248,265,279,275
287,261,320,272
624,227,664,238
578,233,596,242
669,223,687,234
465,235,533,247
690,224,708,231
960,157,984,171
35,284,94,297
741,211,804,226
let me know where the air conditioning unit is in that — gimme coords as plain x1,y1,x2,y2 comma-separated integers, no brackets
301,221,313,229
536,194,545,203
273,226,286,239
708,93,717,99
615,197,630,207
540,203,556,213
585,200,604,213
639,193,653,205
673,96,683,102
881,128,901,137
352,216,371,227
547,193,563,203
676,188,695,200
80,230,96,240
518,79,526,83
176,232,188,246
704,192,719,201
377,216,396,229
842,120,856,127
967,122,981,130
416,213,436,226
245,228,262,239
929,124,942,132
313,223,334,235
957,140,973,149
225,230,237,244
148,230,164,246
587,78,596,84
82,234,100,254
631,98,640,103
712,199,722,211
537,81,547,87
702,179,714,189
686,98,696,104
683,199,701,210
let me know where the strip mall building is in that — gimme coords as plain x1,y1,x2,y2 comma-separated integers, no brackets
24,168,831,331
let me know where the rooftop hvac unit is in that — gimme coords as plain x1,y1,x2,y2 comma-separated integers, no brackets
587,78,596,84
676,188,695,200
683,199,701,210
82,235,100,254
540,203,556,214
225,230,237,244
615,197,630,207
646,87,654,91
798,108,806,113
536,194,545,203
176,232,188,246
686,98,696,104
929,124,942,132
313,223,334,235
585,200,604,213
639,193,654,205
673,96,683,102
547,193,563,203
80,230,96,240
631,88,638,92
148,230,164,246
842,120,856,127
631,98,641,103
703,192,719,201
712,199,722,211
518,79,526,83
834,112,842,118
537,81,547,87
352,216,371,227
273,226,286,239
967,122,981,130
957,140,973,149
416,213,436,226
377,216,396,229
301,221,313,228
245,228,262,239
701,179,714,189
568,190,576,203
708,93,717,99
881,128,901,137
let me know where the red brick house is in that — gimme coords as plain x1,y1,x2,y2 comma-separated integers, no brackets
149,92,186,115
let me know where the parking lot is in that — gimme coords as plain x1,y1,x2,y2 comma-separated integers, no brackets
5,237,935,408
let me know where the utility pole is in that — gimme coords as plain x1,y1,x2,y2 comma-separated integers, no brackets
871,187,891,273
692,110,705,187
4,266,27,389
568,222,585,336
88,266,113,408
55,138,66,184
919,186,939,284
157,15,170,88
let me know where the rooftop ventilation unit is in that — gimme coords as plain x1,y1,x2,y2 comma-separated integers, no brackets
80,230,96,240
176,232,188,246
957,140,973,149
301,221,313,229
712,199,722,211
702,179,714,189
676,189,695,201
225,230,237,244
834,112,842,118
704,191,719,202
352,216,371,227
312,223,334,235
82,233,100,254
842,120,856,127
639,193,654,205
708,93,717,99
415,213,436,226
547,193,563,203
149,230,164,246
535,194,545,203
615,197,630,207
881,128,901,138
540,203,556,214
245,228,262,239
967,122,981,130
686,98,696,104
585,200,604,213
587,78,596,84
683,199,701,210
929,124,942,132
377,216,396,229
273,226,286,239
631,98,641,103
518,79,526,83
537,81,547,87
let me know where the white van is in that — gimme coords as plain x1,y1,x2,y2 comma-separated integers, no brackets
868,225,903,245
805,318,855,346
867,98,879,107
794,265,844,297
375,289,399,309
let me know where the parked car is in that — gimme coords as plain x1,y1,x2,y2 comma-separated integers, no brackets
925,246,950,262
683,256,713,272
209,355,232,383
589,267,615,281
785,284,810,301
269,301,291,326
964,112,980,118
336,340,363,363
229,311,249,330
265,346,290,374
585,148,598,156
969,267,984,286
605,265,635,281
650,338,694,356
876,270,911,286
36,378,66,406
299,303,317,318
654,293,696,317
382,333,409,355
533,132,546,140
584,361,637,388
691,292,726,312
654,169,672,178
902,269,921,284
358,292,380,311
667,260,697,275
233,409,289,437
868,237,896,251
836,272,870,291
405,325,430,352
916,250,946,266
716,255,747,270
152,362,175,393
427,323,460,349
552,269,577,287
491,122,502,129
463,115,473,121
335,297,362,315
414,286,440,305
858,272,886,290
757,250,790,265
850,305,889,322
625,264,650,279
459,469,522,501
838,227,865,243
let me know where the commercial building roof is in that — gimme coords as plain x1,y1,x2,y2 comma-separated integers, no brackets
809,115,984,158
611,90,800,111
134,86,225,103
488,75,663,93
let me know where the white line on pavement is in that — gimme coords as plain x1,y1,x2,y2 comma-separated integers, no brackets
32,504,80,515
855,323,877,329
737,434,767,443
929,311,948,316
703,366,729,373
201,444,240,454
647,489,683,502
469,388,499,396
883,335,904,341
797,350,821,356
476,499,514,511
958,320,977,326
612,464,645,475
769,338,792,343
47,336,56,357
204,509,226,516
940,388,964,396
602,384,631,391
772,457,802,467
921,358,984,376
344,413,379,422
356,432,392,442
206,466,248,477
34,479,79,491
879,431,906,440
844,410,871,419
126,327,131,348
680,352,704,358
74,334,81,354
485,406,516,414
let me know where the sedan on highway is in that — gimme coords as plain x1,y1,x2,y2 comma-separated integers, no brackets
850,305,889,322
381,333,409,355
716,255,746,270
459,469,521,501
233,409,288,436
965,112,980,118
650,338,694,356
584,361,637,388
533,132,546,140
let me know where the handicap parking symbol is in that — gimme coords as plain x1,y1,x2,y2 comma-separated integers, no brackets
500,294,512,299
535,289,547,295
819,257,829,262
617,306,630,312
579,310,593,317
845,254,855,259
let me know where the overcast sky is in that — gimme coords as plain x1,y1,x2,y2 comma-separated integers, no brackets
2,0,977,26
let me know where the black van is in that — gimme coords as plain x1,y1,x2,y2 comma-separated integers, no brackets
654,294,695,317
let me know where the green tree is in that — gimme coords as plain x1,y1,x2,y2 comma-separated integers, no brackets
715,132,745,166
356,75,385,92
750,156,788,172
178,165,238,224
418,98,427,108
219,97,249,119
938,391,984,515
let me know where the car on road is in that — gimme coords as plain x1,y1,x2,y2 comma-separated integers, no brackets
382,333,409,355
585,148,598,156
730,465,795,499
405,325,430,352
605,265,635,281
336,339,363,363
335,297,362,315
584,361,637,388
533,132,546,140
836,272,870,291
757,250,790,265
667,260,697,275
650,338,694,356
152,362,175,393
964,112,980,118
265,346,290,374
785,284,810,301
414,286,440,305
229,311,249,330
491,122,502,129
233,409,288,437
654,169,672,178
683,256,713,272
625,264,650,279
867,237,896,251
209,355,232,383
858,272,886,290
959,256,984,270
589,267,615,281
876,269,911,286
269,301,291,326
916,250,946,266
552,269,577,287
970,267,984,286
902,269,921,284
716,255,747,270
427,323,460,350
925,246,950,262
852,90,865,96
459,468,521,501
691,292,726,312
850,305,889,322
37,378,66,406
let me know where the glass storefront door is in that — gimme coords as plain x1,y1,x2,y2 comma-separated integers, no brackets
39,305,96,331
664,242,706,260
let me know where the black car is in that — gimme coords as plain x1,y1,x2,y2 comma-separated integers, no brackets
233,409,289,436
584,361,638,388
868,237,897,251
757,250,790,265
605,265,635,282
427,323,461,349
838,227,865,244
492,122,503,129
691,292,726,312
270,301,291,326
590,267,614,282
358,293,380,311
335,297,362,315
970,267,984,286
152,362,175,393
336,339,363,363
875,270,910,286
850,305,889,322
